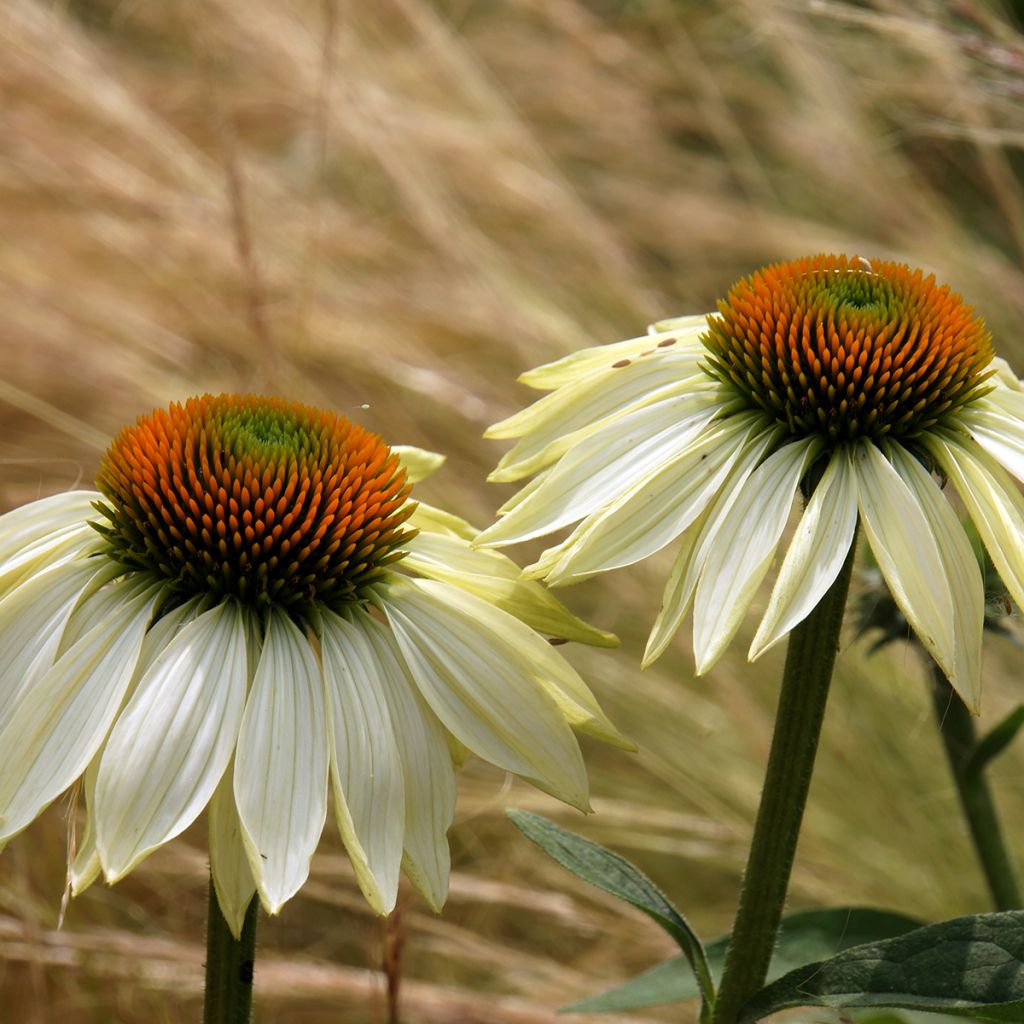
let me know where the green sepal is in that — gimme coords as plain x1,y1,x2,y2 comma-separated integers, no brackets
964,706,1024,780
563,906,922,1014
506,810,715,1014
739,911,1024,1023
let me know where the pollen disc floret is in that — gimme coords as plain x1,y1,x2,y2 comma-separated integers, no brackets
94,394,415,611
703,254,993,442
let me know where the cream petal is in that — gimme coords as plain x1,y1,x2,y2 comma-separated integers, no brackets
209,766,258,939
541,413,766,587
233,609,328,914
360,612,455,911
642,426,784,667
488,360,708,482
750,449,858,660
376,577,590,811
925,430,1024,613
319,610,406,914
406,501,477,541
0,558,116,724
0,581,159,842
408,579,630,750
888,443,984,711
95,601,249,881
0,524,102,603
392,446,446,484
477,393,721,547
0,490,99,570
403,531,617,647
515,325,705,391
962,406,1024,483
854,441,956,681
692,438,821,674
70,753,102,897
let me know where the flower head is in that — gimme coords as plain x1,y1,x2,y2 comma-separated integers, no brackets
0,394,625,934
478,254,1024,712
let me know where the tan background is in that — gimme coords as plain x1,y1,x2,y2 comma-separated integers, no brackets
2,1,1024,1021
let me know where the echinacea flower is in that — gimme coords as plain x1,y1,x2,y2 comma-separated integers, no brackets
477,253,1024,712
0,394,627,935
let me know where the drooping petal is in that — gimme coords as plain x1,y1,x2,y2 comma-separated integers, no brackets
0,558,117,725
392,446,446,484
0,580,160,842
95,601,249,881
925,429,1024,612
643,426,784,667
402,531,618,648
407,579,631,750
406,501,477,541
488,358,708,482
540,413,766,587
962,405,1024,483
69,753,102,897
234,609,328,914
692,437,821,674
319,609,406,914
854,441,956,683
360,611,455,911
0,523,102,603
209,766,258,939
515,323,705,391
888,442,984,711
0,490,99,570
476,393,721,547
750,449,858,660
376,576,590,811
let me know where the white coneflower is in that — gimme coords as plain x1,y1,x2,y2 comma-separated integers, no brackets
0,394,626,936
478,253,1024,712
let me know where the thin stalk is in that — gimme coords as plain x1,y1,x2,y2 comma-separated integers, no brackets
712,539,857,1024
204,879,259,1024
929,664,1021,910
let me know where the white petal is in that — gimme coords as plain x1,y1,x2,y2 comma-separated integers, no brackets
376,576,590,811
962,406,1024,483
924,430,1024,613
0,491,99,570
0,557,116,724
402,531,618,647
488,358,708,482
0,581,160,842
234,609,328,914
392,446,446,484
854,441,955,681
888,443,984,711
515,325,705,391
406,579,630,750
692,438,821,674
0,524,102,603
751,450,858,660
643,426,784,666
406,501,477,541
95,601,249,881
319,610,406,914
70,754,102,896
476,393,721,547
360,612,455,911
543,413,766,586
209,766,258,939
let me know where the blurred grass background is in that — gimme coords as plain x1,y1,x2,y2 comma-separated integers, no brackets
2,0,1024,1020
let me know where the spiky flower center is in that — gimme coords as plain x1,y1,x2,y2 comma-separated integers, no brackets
95,395,414,612
702,254,993,442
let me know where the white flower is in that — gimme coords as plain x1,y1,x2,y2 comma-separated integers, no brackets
477,254,1024,713
0,394,627,936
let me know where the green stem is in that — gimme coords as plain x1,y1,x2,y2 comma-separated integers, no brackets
204,878,259,1024
712,539,857,1024
929,664,1022,910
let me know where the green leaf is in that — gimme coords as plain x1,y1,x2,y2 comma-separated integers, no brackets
506,809,715,1011
739,911,1024,1023
564,906,922,1014
964,706,1024,780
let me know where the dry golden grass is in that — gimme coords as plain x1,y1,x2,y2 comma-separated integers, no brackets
3,0,1024,1020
